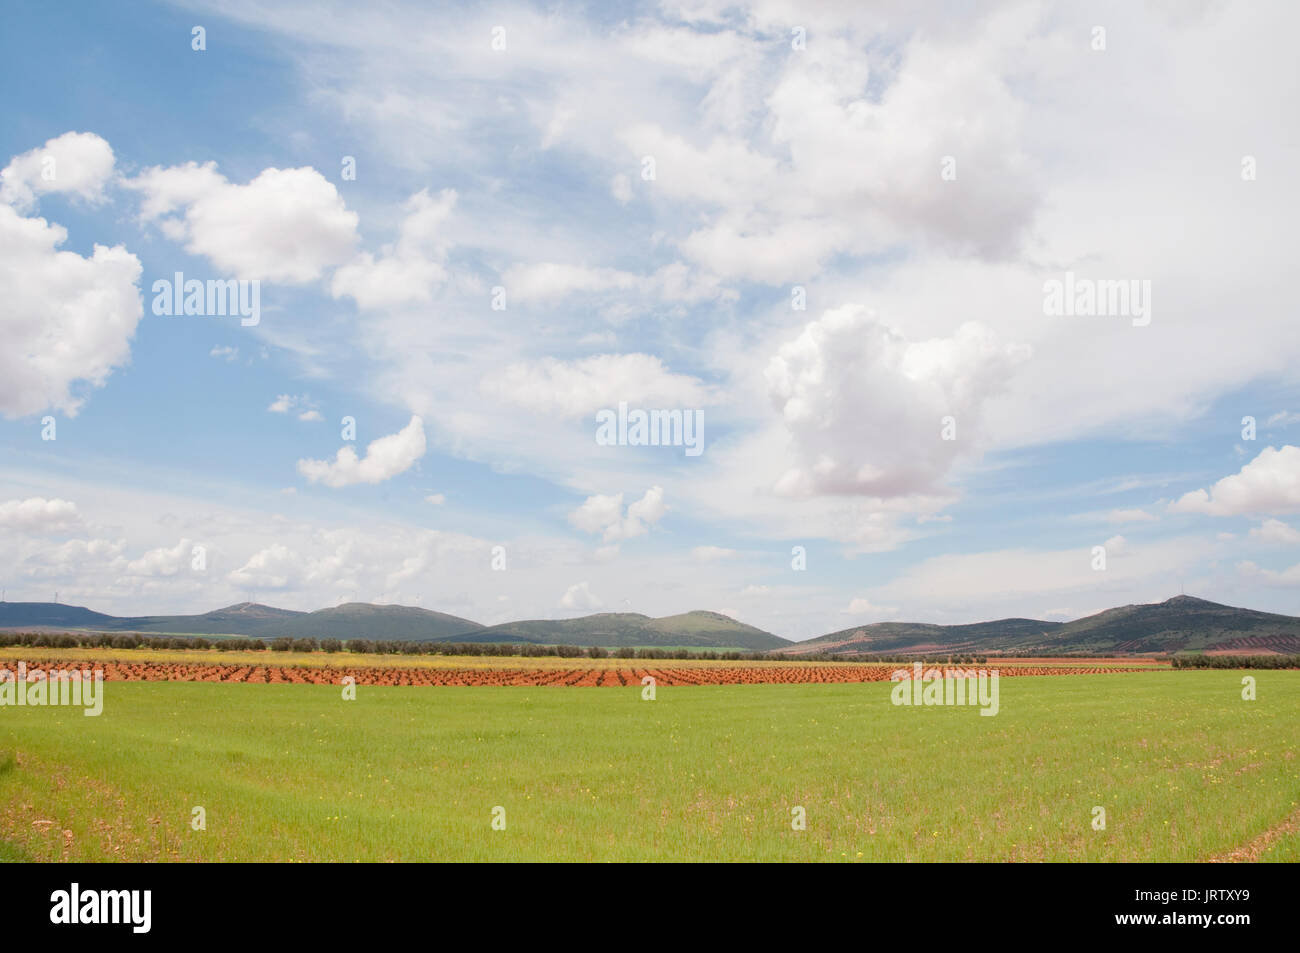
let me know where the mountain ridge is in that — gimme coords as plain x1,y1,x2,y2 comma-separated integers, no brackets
786,595,1300,656
2,594,1298,654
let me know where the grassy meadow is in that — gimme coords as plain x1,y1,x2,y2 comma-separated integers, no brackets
1,670,1296,862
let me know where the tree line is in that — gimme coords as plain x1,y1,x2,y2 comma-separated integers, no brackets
0,629,997,664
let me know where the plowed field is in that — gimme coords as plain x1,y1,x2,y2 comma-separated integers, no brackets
4,657,1152,687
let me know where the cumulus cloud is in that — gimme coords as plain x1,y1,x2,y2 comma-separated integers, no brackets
481,354,710,419
0,497,81,533
0,131,115,211
1170,446,1300,516
559,580,602,610
568,486,666,542
1249,519,1300,545
297,415,427,487
764,306,1028,497
21,538,126,579
126,539,195,577
331,188,455,309
691,545,735,560
0,202,143,418
844,598,898,616
228,543,302,589
128,162,358,283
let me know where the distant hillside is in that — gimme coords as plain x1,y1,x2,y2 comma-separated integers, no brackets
6,595,1294,655
0,601,481,641
127,602,307,635
457,610,791,650
0,602,121,630
1039,595,1300,654
788,618,1064,656
787,596,1300,656
255,603,483,641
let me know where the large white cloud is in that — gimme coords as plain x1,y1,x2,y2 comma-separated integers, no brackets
0,202,143,418
0,131,116,211
764,306,1028,497
0,497,81,533
297,415,427,487
128,162,359,283
1171,446,1300,517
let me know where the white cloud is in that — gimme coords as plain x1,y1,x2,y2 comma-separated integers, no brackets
1237,560,1300,588
1250,519,1300,545
691,545,735,560
559,580,602,610
268,394,322,420
1170,446,1300,517
765,306,1028,497
298,415,427,487
481,354,710,419
568,486,666,542
228,543,302,589
0,131,115,211
331,188,455,309
209,345,239,361
502,262,640,302
425,493,446,505
844,598,898,617
0,202,142,418
0,497,81,533
128,162,358,283
126,539,194,577
21,537,126,579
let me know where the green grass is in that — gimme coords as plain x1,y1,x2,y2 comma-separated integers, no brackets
1,672,1296,861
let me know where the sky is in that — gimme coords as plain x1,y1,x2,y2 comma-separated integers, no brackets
1,0,1299,641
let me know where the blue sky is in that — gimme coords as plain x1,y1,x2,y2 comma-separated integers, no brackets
2,0,1300,639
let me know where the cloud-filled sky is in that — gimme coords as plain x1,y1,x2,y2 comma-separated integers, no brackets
2,0,1299,639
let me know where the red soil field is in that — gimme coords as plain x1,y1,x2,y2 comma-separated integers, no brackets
5,658,1153,688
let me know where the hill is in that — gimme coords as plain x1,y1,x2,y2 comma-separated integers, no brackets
0,600,481,641
1038,595,1300,654
453,610,791,650
787,596,1300,656
254,603,483,642
788,617,1064,656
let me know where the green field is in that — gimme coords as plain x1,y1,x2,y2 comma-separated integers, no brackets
1,671,1297,861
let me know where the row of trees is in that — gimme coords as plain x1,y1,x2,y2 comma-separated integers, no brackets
0,629,996,663
1171,654,1300,669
